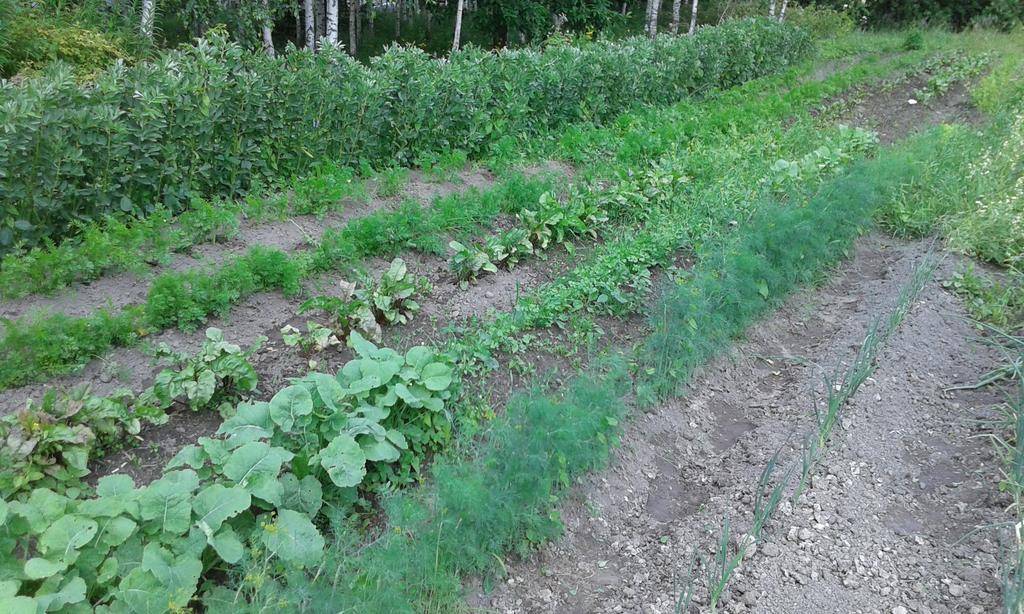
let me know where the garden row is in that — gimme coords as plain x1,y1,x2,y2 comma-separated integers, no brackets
0,43,934,611
0,42,933,394
0,18,812,252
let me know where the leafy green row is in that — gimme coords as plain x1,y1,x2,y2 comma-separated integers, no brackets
0,332,458,613
222,100,965,614
0,174,552,391
0,161,368,300
0,328,262,499
0,19,812,252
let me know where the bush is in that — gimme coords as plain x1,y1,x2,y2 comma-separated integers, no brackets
785,5,855,38
0,9,126,78
0,18,813,253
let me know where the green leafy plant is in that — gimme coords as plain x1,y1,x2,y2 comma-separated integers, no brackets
449,240,498,287
281,322,342,354
484,228,534,270
137,328,263,415
366,257,430,325
0,386,139,498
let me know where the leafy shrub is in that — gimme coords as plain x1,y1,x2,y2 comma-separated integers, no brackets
784,5,855,38
0,10,127,78
0,18,812,252
902,30,925,51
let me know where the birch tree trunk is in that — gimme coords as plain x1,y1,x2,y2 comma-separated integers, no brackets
304,0,315,48
451,0,465,53
670,0,681,34
645,0,661,37
778,0,788,21
260,0,275,57
688,0,698,34
395,0,402,39
140,0,156,37
326,0,339,43
768,0,776,18
349,0,358,54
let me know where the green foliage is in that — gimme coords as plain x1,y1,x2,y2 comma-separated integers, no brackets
281,321,343,354
291,161,367,216
0,8,127,78
230,366,628,611
0,386,139,498
138,328,263,414
902,30,925,51
145,246,304,331
374,166,410,198
0,19,812,252
784,4,855,39
0,328,260,500
944,266,1024,329
1,334,455,611
641,129,948,399
449,240,499,287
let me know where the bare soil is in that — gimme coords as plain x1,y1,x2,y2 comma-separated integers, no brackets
474,235,1010,614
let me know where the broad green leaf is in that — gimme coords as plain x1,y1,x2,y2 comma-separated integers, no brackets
421,362,453,391
136,470,199,536
218,401,273,445
210,526,244,564
139,544,201,607
385,429,408,450
308,372,345,411
166,445,207,470
405,346,433,370
193,484,251,535
95,516,137,549
0,596,35,614
319,434,366,488
261,509,324,567
34,574,86,611
0,580,18,598
280,473,323,518
347,330,378,358
269,386,313,432
222,442,292,505
24,558,64,580
39,515,98,562
360,438,400,463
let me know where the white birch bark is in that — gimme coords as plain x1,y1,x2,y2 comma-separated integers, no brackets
140,0,156,37
304,0,316,48
349,0,358,54
326,0,339,43
688,0,698,34
451,0,465,53
778,0,788,21
670,0,681,34
769,0,776,18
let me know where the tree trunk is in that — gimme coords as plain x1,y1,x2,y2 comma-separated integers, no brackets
670,0,681,34
451,0,465,53
260,0,275,57
140,0,155,37
646,0,661,37
391,0,399,39
621,1,628,16
349,0,358,54
778,0,788,21
304,0,316,48
688,0,698,34
326,0,339,43
768,0,776,18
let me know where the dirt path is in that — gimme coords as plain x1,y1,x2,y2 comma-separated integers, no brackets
474,235,1010,613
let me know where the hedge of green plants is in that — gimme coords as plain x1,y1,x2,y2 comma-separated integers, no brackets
0,18,812,252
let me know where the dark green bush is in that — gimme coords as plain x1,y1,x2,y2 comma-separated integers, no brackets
0,18,813,252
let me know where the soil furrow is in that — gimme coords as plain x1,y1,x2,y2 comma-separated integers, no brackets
474,235,1008,614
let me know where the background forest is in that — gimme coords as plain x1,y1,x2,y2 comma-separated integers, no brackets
1,0,1022,78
